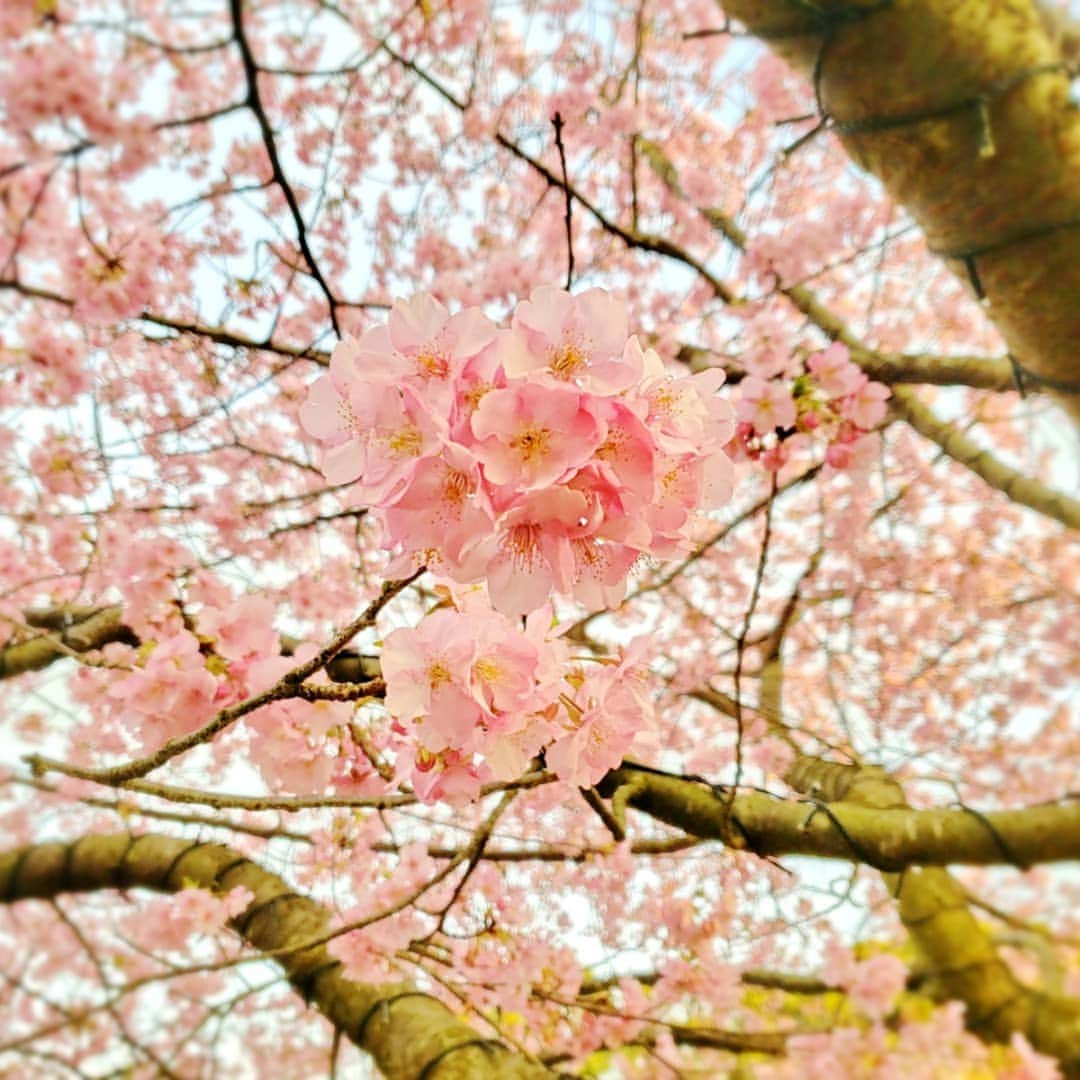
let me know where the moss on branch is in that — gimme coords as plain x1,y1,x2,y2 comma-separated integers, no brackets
0,833,551,1079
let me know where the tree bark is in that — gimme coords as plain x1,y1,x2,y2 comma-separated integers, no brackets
596,763,1080,866
715,0,1080,419
0,833,552,1080
596,758,1080,1071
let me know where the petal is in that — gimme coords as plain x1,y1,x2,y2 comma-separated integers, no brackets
299,376,348,439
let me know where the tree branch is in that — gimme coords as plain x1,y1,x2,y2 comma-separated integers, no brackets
594,764,1080,868
712,0,1080,421
637,141,1080,530
888,386,1080,529
229,0,342,337
0,833,551,1078
781,756,1080,1072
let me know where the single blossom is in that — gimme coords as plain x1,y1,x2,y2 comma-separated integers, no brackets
637,340,734,455
199,595,279,662
505,285,632,392
807,342,863,398
737,376,798,435
485,487,597,618
471,381,605,489
381,443,495,578
841,375,891,429
348,293,498,410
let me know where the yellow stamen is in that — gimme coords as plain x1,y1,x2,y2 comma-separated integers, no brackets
474,657,502,684
415,349,449,379
442,468,470,504
510,426,550,463
428,661,452,688
549,343,588,378
388,425,423,456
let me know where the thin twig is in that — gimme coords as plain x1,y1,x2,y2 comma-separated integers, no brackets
551,112,574,290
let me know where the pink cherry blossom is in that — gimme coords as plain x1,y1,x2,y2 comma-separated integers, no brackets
379,602,652,799
199,595,279,662
381,607,481,725
381,444,495,577
107,630,219,748
471,381,605,489
505,285,633,392
484,486,596,617
140,886,255,952
737,375,798,435
807,342,864,398
841,375,891,429
637,341,735,454
348,293,497,409
546,643,656,787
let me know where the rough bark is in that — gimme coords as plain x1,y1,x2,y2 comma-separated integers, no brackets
0,604,379,684
593,756,1080,1071
735,641,1080,1072
715,0,1080,419
595,763,1080,867
0,833,552,1080
784,757,1080,1075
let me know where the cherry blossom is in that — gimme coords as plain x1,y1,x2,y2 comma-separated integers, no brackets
301,287,737,616
381,602,655,799
738,374,798,434
0,3,1073,1076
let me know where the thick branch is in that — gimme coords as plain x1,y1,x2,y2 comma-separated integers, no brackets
0,833,550,1079
714,0,1080,419
889,386,1080,529
782,757,1080,1072
640,142,1080,530
0,607,134,679
0,603,379,684
896,865,1080,1069
678,343,1019,391
594,765,1080,868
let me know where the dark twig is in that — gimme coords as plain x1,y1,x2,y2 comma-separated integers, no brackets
229,0,342,338
551,112,574,290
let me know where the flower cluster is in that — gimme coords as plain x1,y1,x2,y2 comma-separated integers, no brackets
105,630,219,751
381,601,655,801
821,941,909,1021
735,343,890,471
301,287,735,617
0,41,125,141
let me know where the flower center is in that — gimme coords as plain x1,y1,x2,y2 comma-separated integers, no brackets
428,661,452,688
414,349,449,379
388,425,423,456
473,656,502,685
510,426,550,463
550,342,588,378
442,468,470,504
506,523,542,567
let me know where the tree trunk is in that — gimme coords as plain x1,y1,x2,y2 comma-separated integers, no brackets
717,0,1080,418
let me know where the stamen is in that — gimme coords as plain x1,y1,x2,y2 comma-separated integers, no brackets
388,425,423,456
549,342,588,378
510,426,550,463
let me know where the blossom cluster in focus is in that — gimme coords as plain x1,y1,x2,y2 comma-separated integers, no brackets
381,599,656,801
301,287,736,617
